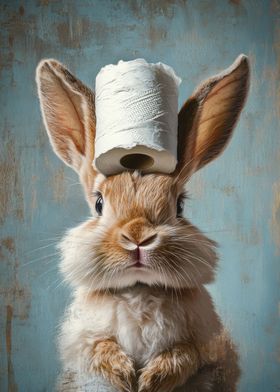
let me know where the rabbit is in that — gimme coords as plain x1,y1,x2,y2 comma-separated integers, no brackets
36,54,249,392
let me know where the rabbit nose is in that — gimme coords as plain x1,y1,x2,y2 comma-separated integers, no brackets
120,232,158,249
138,233,158,247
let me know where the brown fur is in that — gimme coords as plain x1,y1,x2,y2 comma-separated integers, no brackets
138,343,199,392
90,338,136,392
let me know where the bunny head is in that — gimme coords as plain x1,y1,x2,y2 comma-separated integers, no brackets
36,56,249,291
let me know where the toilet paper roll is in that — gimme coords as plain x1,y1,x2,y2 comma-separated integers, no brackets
94,59,181,176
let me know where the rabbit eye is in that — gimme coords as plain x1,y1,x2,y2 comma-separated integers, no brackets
176,196,184,217
95,194,103,216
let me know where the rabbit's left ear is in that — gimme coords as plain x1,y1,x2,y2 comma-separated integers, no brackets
175,55,250,183
36,59,95,173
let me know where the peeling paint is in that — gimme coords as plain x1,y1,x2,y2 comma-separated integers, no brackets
0,129,24,224
6,305,18,392
51,166,65,203
0,236,31,321
237,227,261,246
31,187,37,212
56,18,92,49
219,185,236,196
124,0,187,20
271,182,280,255
1,237,15,255
19,6,24,16
0,3,52,83
1,286,31,321
55,17,128,48
147,25,167,47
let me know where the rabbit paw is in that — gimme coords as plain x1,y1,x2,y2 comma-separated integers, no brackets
138,358,178,392
138,345,199,392
90,338,136,392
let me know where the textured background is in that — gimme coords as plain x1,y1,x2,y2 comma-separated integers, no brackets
0,0,279,391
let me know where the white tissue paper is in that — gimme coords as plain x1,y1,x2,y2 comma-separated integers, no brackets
94,58,181,176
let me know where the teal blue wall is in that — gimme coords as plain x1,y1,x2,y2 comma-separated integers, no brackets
0,0,279,390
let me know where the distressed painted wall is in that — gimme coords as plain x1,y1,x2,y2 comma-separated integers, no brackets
0,0,279,390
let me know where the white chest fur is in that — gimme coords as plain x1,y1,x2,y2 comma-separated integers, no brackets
115,290,188,365
60,285,190,369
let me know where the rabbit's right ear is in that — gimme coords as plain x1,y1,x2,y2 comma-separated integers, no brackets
36,59,95,174
175,55,250,185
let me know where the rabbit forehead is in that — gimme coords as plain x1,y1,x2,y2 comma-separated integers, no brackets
95,171,177,219
99,172,175,203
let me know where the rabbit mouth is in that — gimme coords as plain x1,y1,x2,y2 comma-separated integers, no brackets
127,248,150,269
128,261,146,269
127,253,148,269
127,252,151,269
